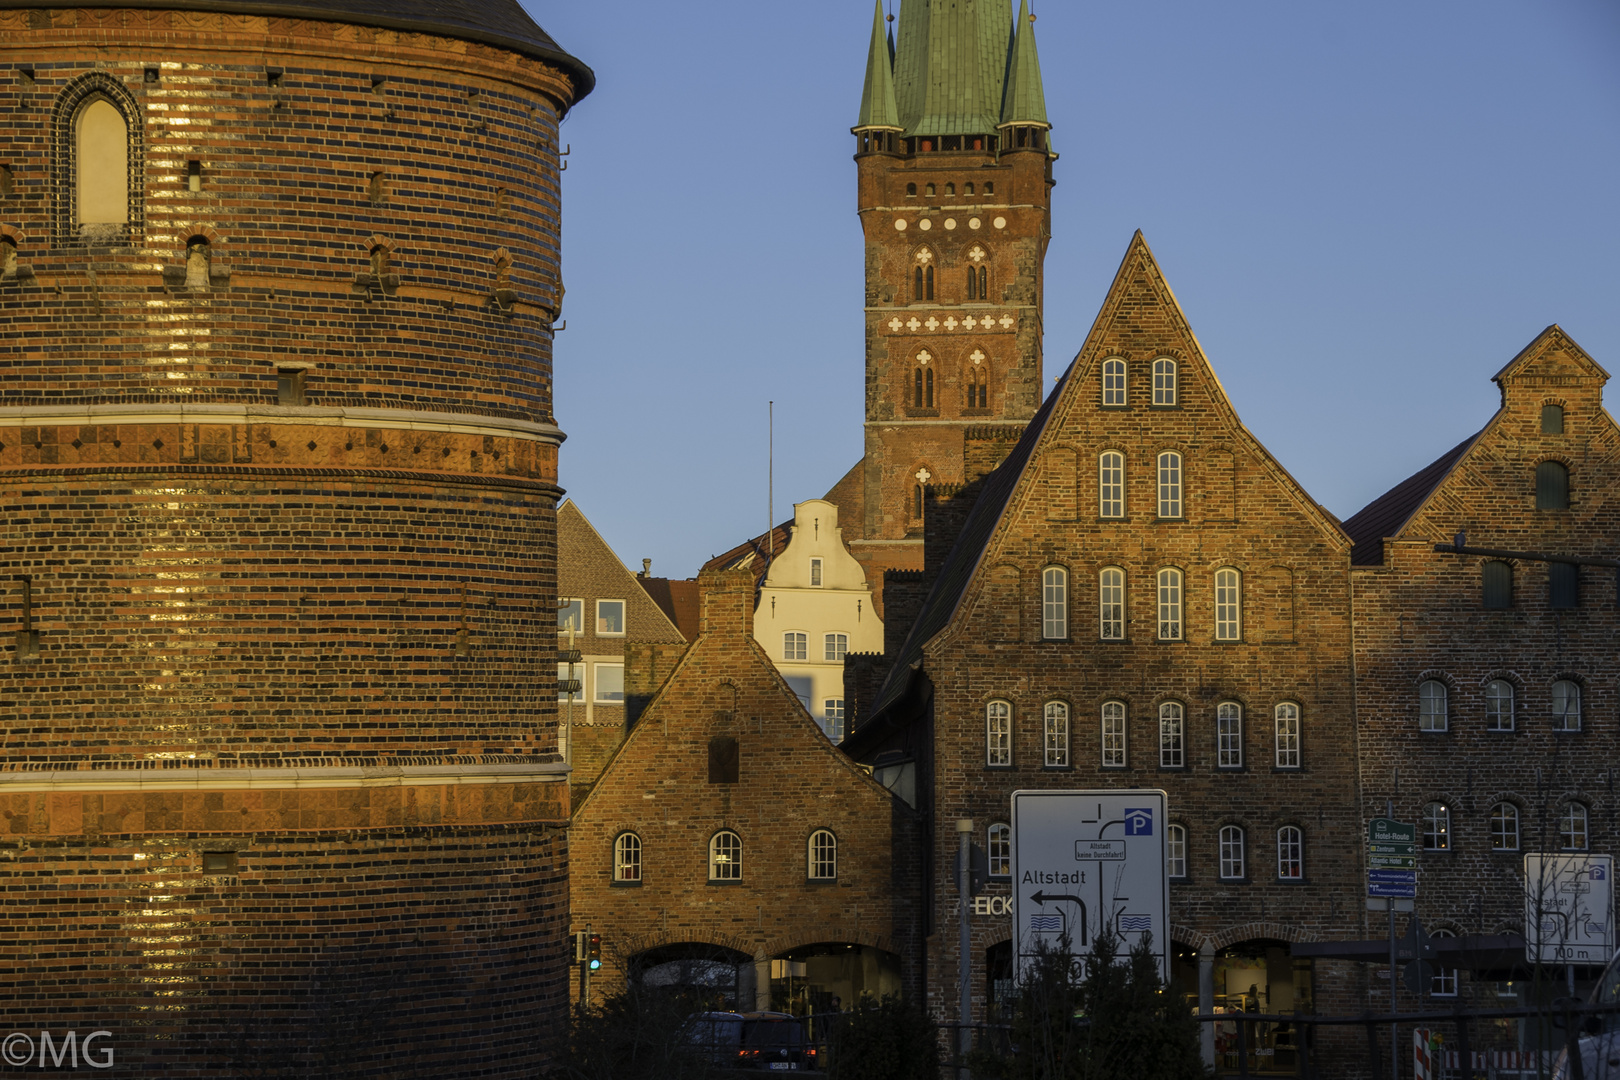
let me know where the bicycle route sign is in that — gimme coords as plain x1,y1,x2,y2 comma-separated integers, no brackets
1010,789,1169,982
1368,817,1417,899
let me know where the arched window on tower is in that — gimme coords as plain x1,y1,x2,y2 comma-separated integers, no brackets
966,351,988,408
912,249,935,302
913,353,934,409
75,98,129,234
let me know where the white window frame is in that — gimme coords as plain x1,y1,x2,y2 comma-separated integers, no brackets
593,662,624,704
1560,803,1589,851
1277,826,1303,880
1214,567,1241,641
1152,358,1178,406
809,557,823,587
1166,824,1187,879
824,633,849,662
1217,701,1243,769
1098,451,1125,518
1041,567,1068,640
988,823,1011,878
1274,702,1301,769
1157,451,1182,519
1418,680,1448,732
986,700,1012,766
596,598,627,637
1430,930,1459,997
557,597,584,634
614,831,642,882
1157,568,1183,641
1102,358,1127,407
783,632,807,661
1100,701,1126,768
808,830,837,880
1159,701,1184,768
1422,802,1450,851
1485,679,1514,732
1490,803,1519,851
1218,825,1245,880
1044,701,1069,768
1099,567,1125,640
823,699,846,743
1552,680,1581,731
709,830,742,881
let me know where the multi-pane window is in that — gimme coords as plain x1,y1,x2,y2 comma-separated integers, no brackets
1157,452,1183,518
1551,680,1581,731
594,663,624,703
1274,702,1301,768
1489,803,1519,851
557,598,584,633
1166,824,1187,879
709,830,742,880
1157,568,1183,640
809,558,823,587
1217,702,1243,768
1099,451,1125,518
824,633,848,661
1430,930,1459,997
1276,826,1304,880
986,700,1012,766
914,364,935,408
1159,702,1184,768
596,599,626,636
1099,567,1125,640
1482,561,1512,609
1485,679,1514,731
1044,701,1070,768
1421,802,1450,851
1560,803,1589,851
1100,701,1126,768
1535,460,1569,510
1102,358,1126,406
783,632,807,661
823,699,846,743
808,830,837,880
1042,567,1068,639
1214,568,1241,641
988,824,1011,878
614,832,642,882
1152,358,1178,406
1218,826,1245,880
1418,680,1448,732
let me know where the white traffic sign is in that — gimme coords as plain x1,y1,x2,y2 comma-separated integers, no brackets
1011,789,1169,982
1523,853,1613,964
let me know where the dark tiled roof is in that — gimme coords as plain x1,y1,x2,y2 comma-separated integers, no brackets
637,577,700,642
846,363,1070,748
1,0,594,100
702,521,794,590
1341,432,1480,566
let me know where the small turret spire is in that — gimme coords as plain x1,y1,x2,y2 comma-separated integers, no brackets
999,0,1050,131
855,0,901,132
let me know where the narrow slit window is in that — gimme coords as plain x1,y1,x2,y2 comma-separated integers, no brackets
809,558,823,587
75,98,129,229
186,159,201,192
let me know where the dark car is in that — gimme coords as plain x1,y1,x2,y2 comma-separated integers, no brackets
737,1011,817,1071
683,1010,745,1068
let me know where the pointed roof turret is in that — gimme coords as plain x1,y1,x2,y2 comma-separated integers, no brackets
855,0,902,131
999,0,1050,129
893,0,1014,138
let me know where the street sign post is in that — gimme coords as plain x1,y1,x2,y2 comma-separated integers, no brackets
1367,818,1417,899
1524,853,1614,965
1010,789,1169,982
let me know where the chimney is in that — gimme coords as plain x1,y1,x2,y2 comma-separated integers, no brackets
641,558,652,577
698,567,756,638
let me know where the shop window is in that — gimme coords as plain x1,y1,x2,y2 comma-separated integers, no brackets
1560,803,1588,851
1214,568,1242,641
1102,358,1126,407
1100,701,1125,768
1152,358,1178,406
1099,567,1125,640
596,599,626,636
709,830,742,880
1157,568,1182,640
1535,461,1568,510
1489,803,1519,851
1276,826,1303,880
986,700,1012,766
708,737,739,784
1418,680,1447,732
1551,679,1581,731
1166,824,1187,879
1218,826,1245,880
1041,567,1068,640
1482,561,1512,609
1043,701,1069,768
1274,702,1300,768
1098,451,1124,518
783,632,807,661
614,832,642,882
1159,702,1184,768
1485,679,1514,731
1217,702,1243,769
1422,802,1450,851
807,830,837,880
987,823,1011,878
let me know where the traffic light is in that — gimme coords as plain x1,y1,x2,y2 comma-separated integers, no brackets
587,933,602,971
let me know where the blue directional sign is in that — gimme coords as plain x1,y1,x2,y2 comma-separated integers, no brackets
1367,819,1418,899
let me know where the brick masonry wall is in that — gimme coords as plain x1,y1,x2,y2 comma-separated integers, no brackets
1352,330,1618,987
571,569,908,999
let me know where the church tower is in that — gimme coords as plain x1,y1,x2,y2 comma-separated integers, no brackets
849,0,1054,577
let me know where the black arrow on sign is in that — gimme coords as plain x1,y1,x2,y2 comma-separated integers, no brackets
1029,892,1088,946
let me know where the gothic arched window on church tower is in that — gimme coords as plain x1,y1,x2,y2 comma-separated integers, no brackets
906,182,917,198
913,363,934,409
912,248,936,302
966,352,989,409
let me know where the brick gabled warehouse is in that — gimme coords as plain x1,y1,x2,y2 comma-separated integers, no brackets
0,1,589,1072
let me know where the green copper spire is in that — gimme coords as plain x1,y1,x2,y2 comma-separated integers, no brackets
999,0,1049,128
855,0,901,131
893,0,1014,138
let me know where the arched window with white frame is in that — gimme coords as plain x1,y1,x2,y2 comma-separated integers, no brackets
1214,567,1241,641
1159,701,1184,768
1152,358,1178,406
1098,451,1125,518
1216,701,1243,768
1043,701,1069,768
1102,358,1127,407
988,823,1011,878
1218,825,1245,880
1485,679,1514,732
1419,680,1448,732
1166,824,1187,879
807,830,837,880
1099,567,1125,640
1157,568,1183,640
1430,930,1459,996
986,700,1012,766
1274,702,1301,768
614,832,642,882
1421,802,1450,851
1551,680,1581,731
709,830,742,880
1490,803,1519,850
1041,567,1068,640
1276,826,1304,880
1560,803,1589,851
1100,700,1126,768
1157,452,1183,519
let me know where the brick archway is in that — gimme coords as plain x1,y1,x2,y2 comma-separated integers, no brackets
756,925,901,962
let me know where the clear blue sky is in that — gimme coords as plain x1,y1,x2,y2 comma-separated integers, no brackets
529,1,1620,579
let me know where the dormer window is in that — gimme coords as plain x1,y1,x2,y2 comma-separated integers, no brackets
809,558,823,587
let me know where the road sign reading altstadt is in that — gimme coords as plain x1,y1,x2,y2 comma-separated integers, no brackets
1368,818,1417,899
1011,790,1170,982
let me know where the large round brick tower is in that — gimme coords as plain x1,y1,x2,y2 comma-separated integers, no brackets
0,2,589,1073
